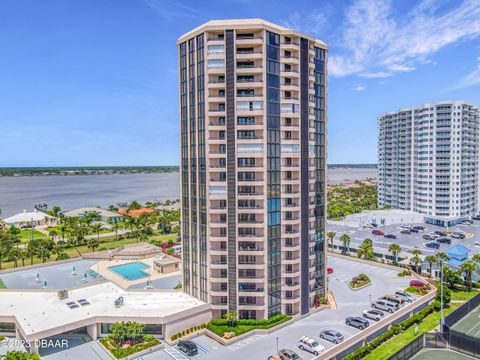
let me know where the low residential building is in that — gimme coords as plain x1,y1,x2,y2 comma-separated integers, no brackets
63,207,123,223
118,207,156,216
154,255,181,274
3,210,54,227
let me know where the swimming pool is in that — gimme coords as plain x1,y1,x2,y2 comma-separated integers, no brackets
109,262,150,280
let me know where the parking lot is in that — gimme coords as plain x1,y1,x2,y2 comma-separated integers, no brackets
328,220,480,257
134,256,414,360
7,255,417,360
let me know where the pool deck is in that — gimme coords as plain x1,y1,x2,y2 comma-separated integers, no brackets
92,257,181,289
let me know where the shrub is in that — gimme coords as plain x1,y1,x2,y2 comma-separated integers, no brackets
4,351,41,360
171,334,177,340
206,314,291,337
398,272,405,277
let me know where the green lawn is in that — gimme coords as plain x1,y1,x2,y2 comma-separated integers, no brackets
450,289,479,302
364,305,460,360
364,288,480,360
17,229,49,243
0,277,6,289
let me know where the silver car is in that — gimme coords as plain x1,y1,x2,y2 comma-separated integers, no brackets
319,330,344,344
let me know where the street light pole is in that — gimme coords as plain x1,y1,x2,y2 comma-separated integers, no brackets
369,294,372,305
276,337,279,355
440,259,444,329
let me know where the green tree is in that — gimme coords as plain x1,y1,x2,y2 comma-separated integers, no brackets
388,243,401,264
410,249,423,273
8,247,22,268
425,255,437,278
48,229,58,242
87,238,100,252
0,230,14,270
127,201,142,211
443,266,462,289
51,206,62,218
357,238,374,260
460,261,479,292
224,310,239,327
339,233,351,254
472,253,480,264
327,231,336,250
5,351,40,360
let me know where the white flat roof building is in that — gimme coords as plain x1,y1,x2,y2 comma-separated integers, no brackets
0,282,211,348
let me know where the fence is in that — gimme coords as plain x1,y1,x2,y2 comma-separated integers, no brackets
388,332,447,360
443,292,480,359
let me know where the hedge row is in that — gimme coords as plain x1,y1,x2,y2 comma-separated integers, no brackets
343,303,436,360
170,323,207,341
206,314,291,337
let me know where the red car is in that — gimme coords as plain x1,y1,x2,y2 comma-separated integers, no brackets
410,279,426,288
327,267,333,275
372,230,384,236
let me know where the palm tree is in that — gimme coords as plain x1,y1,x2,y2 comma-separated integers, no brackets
52,206,62,218
339,233,351,254
410,249,423,273
109,218,120,240
26,240,39,265
460,261,479,292
87,238,100,252
57,224,68,242
18,248,27,267
48,229,58,242
125,216,138,231
327,231,336,250
357,238,374,260
127,201,142,211
37,246,51,263
8,247,21,268
388,243,401,264
91,224,102,241
472,254,480,264
425,255,437,277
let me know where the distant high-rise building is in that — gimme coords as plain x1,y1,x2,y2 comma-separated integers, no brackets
177,19,328,319
378,101,480,227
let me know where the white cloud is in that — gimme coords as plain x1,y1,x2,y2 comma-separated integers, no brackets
282,6,333,38
450,57,480,90
350,84,366,91
143,0,208,20
300,0,480,77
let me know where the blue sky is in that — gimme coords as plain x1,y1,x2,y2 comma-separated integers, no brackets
0,0,479,166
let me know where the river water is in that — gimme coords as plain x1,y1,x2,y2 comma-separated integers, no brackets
0,168,377,218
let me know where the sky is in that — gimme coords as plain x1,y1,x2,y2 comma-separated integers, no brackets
0,0,479,166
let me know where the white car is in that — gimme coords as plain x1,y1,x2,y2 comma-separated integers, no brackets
298,336,324,356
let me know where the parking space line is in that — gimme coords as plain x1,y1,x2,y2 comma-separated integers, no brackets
195,342,209,353
227,335,265,351
162,347,189,360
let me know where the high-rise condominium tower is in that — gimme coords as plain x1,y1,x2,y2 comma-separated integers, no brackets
378,101,480,227
177,19,327,319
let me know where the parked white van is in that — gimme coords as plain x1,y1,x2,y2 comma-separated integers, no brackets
372,299,398,313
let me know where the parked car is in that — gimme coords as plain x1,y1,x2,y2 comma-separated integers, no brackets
278,349,302,360
327,267,334,275
410,279,427,288
395,291,415,303
412,225,425,231
400,229,411,235
363,309,384,321
372,299,398,313
381,294,405,306
298,336,324,356
177,341,198,356
401,225,411,229
472,215,480,221
372,230,384,236
319,330,344,344
346,316,370,330
452,232,466,239
384,233,397,239
433,230,447,236
463,220,473,225
426,242,440,249
423,234,436,241
436,237,451,244
410,228,419,233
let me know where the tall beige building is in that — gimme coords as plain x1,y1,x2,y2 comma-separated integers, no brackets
177,19,327,320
